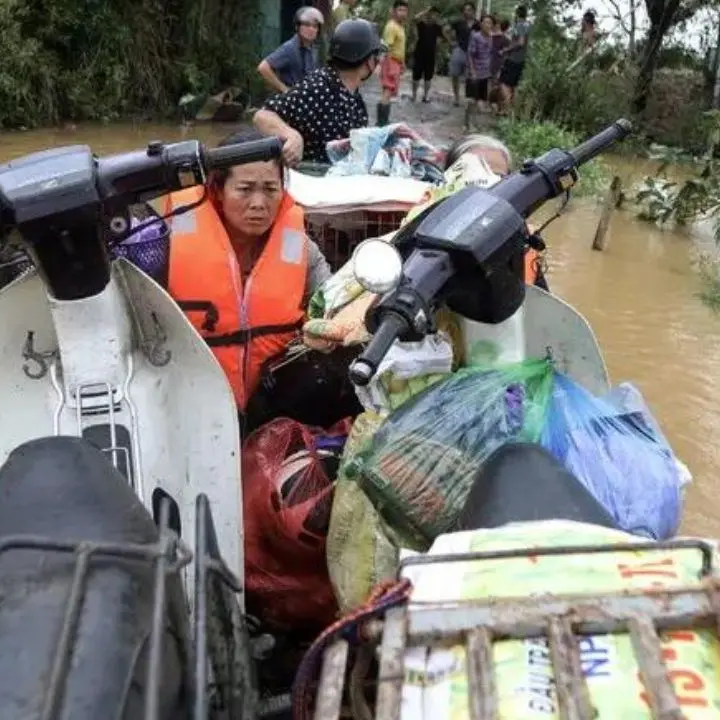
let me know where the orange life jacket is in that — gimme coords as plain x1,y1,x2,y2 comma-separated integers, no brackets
166,187,308,410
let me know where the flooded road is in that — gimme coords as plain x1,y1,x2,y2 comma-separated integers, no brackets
2,124,719,537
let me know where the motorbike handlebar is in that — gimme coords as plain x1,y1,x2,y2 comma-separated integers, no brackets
349,119,633,387
348,312,408,385
204,137,284,172
95,136,284,205
570,118,632,166
0,135,284,301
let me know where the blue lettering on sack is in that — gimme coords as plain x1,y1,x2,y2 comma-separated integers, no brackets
521,636,613,714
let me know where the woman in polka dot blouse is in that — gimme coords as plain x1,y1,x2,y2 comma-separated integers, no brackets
254,19,385,166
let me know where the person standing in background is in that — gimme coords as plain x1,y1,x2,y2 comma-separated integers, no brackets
254,19,382,166
411,5,445,103
257,6,324,93
448,3,478,107
465,14,494,129
498,5,531,113
566,9,598,72
330,0,358,35
379,0,409,126
580,9,597,50
490,17,511,112
490,18,510,81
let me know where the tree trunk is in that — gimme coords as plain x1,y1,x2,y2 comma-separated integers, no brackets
628,2,637,59
631,0,681,114
713,12,720,108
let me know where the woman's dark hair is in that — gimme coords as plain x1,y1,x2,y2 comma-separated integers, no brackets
480,13,495,24
582,10,596,25
516,5,528,19
500,18,511,31
210,130,285,193
393,0,409,8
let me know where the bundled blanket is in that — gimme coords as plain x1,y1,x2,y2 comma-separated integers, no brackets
326,124,445,183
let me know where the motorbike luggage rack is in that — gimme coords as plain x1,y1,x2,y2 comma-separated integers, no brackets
313,538,720,720
0,494,252,720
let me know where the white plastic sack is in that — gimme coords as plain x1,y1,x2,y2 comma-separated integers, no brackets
353,333,454,414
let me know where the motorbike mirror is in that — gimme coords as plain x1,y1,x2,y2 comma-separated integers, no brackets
352,239,402,294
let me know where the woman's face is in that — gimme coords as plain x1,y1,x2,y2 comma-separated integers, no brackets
471,147,510,176
481,16,493,34
298,20,320,44
219,161,283,239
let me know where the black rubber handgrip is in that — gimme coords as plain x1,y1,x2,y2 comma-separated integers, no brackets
349,312,408,386
204,137,283,171
570,118,632,166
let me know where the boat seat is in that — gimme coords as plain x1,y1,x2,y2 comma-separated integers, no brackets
0,437,185,720
457,442,618,531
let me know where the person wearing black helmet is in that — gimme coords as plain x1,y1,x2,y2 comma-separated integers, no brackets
254,19,384,167
257,6,324,93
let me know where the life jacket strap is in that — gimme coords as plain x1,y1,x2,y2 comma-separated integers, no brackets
205,321,303,347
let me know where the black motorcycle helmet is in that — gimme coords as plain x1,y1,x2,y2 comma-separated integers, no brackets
329,19,385,67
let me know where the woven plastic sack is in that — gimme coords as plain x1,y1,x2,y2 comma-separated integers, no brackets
242,417,350,631
326,410,400,613
400,520,720,720
540,373,684,539
112,216,170,286
346,359,554,551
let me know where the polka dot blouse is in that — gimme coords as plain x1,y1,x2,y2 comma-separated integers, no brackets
264,67,369,164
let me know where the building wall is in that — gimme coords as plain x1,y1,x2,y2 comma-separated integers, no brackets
260,0,282,57
281,0,305,42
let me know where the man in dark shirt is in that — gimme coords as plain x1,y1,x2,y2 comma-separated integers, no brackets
253,19,383,166
498,5,532,111
257,6,324,93
490,18,511,79
412,6,446,103
448,2,478,106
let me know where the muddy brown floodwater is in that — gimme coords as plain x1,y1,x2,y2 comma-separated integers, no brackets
542,157,720,537
2,124,720,537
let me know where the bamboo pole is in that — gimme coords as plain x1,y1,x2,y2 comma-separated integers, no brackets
592,175,622,252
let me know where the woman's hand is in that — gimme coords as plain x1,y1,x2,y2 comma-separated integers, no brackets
282,129,304,167
303,292,376,352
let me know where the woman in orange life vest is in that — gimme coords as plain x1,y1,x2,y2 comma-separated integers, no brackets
443,134,549,291
165,130,332,413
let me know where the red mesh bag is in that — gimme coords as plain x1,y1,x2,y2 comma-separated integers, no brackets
242,417,351,631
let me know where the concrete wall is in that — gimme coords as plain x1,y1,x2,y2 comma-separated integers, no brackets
260,0,282,57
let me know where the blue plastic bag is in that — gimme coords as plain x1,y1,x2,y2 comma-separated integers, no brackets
541,374,683,540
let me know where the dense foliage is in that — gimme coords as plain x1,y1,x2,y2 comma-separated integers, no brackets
635,112,720,235
0,0,262,127
511,33,710,151
495,118,608,195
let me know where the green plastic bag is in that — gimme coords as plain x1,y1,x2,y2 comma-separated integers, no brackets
346,359,554,551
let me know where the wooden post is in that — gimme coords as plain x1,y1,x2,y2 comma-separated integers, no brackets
592,175,622,252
